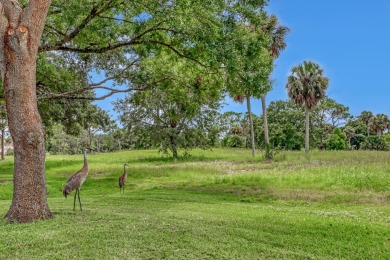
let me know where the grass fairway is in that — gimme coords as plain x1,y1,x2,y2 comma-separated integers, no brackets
0,149,389,259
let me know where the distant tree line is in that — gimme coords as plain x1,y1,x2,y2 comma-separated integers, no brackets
220,99,389,152
39,97,389,157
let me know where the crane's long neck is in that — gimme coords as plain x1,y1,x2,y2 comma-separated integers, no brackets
83,149,88,171
124,164,127,174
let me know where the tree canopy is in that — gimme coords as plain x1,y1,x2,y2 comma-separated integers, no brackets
114,52,222,157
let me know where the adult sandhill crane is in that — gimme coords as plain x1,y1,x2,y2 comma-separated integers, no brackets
63,147,91,211
119,163,129,193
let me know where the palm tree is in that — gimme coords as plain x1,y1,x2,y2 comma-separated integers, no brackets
286,61,329,153
261,15,289,156
369,114,389,138
359,111,373,136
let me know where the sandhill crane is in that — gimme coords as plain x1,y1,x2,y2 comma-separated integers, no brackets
63,147,91,211
119,163,129,193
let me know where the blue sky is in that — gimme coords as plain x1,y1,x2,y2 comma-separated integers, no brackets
96,1,390,119
260,0,390,117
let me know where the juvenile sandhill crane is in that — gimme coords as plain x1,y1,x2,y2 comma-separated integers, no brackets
63,147,91,211
119,163,129,193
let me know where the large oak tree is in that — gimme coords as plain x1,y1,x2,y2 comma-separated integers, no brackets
0,0,53,223
0,0,271,223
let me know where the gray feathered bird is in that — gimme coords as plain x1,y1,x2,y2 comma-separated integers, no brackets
119,163,129,193
63,147,91,211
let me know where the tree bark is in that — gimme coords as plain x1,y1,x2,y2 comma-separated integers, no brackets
246,95,255,157
261,94,269,145
170,134,178,158
0,0,53,223
305,106,310,154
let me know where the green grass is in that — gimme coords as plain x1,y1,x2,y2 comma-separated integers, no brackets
0,149,389,259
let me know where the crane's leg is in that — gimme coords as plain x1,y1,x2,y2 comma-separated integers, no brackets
73,190,77,211
77,188,82,211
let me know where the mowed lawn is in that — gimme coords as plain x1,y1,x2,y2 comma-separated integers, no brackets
0,149,389,259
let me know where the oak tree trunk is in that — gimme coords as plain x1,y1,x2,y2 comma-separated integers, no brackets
170,134,178,158
0,0,53,223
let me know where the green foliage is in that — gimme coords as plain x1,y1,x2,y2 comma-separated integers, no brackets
222,14,274,99
311,98,352,148
345,118,368,149
114,56,222,158
383,133,390,144
313,98,352,127
325,128,347,150
221,135,245,148
24,0,275,143
266,100,305,150
46,122,118,154
360,136,389,151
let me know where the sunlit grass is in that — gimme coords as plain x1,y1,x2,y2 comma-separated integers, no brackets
0,149,389,259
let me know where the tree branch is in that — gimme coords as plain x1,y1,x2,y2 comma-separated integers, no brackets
37,77,172,101
21,0,52,52
97,14,134,25
40,0,115,52
48,39,208,67
45,23,66,37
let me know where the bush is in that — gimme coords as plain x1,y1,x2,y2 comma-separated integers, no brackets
221,135,245,148
361,136,389,151
325,128,347,150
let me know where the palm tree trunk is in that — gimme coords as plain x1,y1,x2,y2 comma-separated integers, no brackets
246,95,255,157
261,94,269,145
1,128,4,160
305,106,310,154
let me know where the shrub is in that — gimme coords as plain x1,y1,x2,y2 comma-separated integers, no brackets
361,136,389,151
325,128,347,150
221,135,245,148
